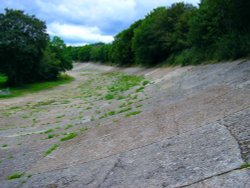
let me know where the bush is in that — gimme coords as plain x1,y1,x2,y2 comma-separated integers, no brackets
214,33,250,60
165,48,206,66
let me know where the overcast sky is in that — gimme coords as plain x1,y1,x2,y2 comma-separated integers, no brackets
0,0,200,46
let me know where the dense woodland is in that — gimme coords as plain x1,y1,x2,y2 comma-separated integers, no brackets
0,0,250,86
68,0,250,66
0,10,72,86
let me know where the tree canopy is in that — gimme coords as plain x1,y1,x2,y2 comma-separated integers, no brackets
68,1,250,67
0,9,72,86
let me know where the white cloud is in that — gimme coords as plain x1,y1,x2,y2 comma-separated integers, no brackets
47,22,114,44
36,0,137,24
1,0,200,44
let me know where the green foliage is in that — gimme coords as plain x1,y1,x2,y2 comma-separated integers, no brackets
78,45,92,61
213,33,250,60
47,134,55,139
49,36,73,71
240,162,250,169
104,93,114,100
44,144,59,156
0,74,74,99
43,129,54,134
7,172,23,180
65,124,73,130
0,9,48,85
60,132,77,141
107,73,144,92
68,1,250,66
132,4,196,66
188,0,250,62
142,80,150,86
132,7,168,65
107,111,116,116
0,10,72,86
118,107,132,114
136,86,144,92
125,110,142,117
111,20,142,66
0,74,7,87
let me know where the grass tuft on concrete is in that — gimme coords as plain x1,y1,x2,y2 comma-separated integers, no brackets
60,132,78,141
7,172,23,180
44,144,59,156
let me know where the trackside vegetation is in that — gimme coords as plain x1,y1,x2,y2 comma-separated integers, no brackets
0,9,73,87
67,1,250,66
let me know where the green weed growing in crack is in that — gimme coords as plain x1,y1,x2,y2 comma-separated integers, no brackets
80,127,89,133
7,172,24,180
43,129,54,134
136,104,143,108
47,134,55,139
118,107,132,114
60,132,78,141
135,86,144,92
142,80,150,86
44,144,59,156
56,115,65,119
64,124,73,130
125,110,142,117
104,93,115,100
240,162,250,169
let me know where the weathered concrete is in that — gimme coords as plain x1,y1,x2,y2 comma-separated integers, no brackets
20,123,243,188
0,60,249,188
219,108,250,162
186,169,250,188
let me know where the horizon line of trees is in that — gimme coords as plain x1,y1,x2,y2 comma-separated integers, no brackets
68,0,250,67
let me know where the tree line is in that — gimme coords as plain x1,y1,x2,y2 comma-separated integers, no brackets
69,0,250,66
0,9,72,86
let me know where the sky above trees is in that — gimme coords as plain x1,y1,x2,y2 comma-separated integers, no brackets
0,0,199,46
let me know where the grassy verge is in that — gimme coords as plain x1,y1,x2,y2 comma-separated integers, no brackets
0,74,74,99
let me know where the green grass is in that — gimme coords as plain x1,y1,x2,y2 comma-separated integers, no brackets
0,74,74,99
56,115,65,119
7,172,23,180
44,144,59,156
119,101,133,108
240,162,250,169
107,111,116,116
118,107,132,114
107,73,144,93
2,144,8,147
47,134,55,139
60,132,78,141
80,127,89,133
32,100,56,108
65,124,73,130
104,93,115,100
136,104,143,108
136,86,144,92
125,110,142,117
43,129,54,134
142,80,150,86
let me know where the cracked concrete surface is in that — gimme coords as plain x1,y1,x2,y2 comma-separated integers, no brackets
0,60,250,187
